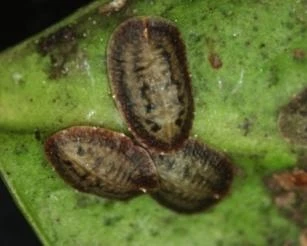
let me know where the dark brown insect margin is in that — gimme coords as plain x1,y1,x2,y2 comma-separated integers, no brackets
107,16,194,152
45,126,159,200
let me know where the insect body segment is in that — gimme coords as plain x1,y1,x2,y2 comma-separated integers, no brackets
150,139,233,213
45,126,159,200
107,17,194,152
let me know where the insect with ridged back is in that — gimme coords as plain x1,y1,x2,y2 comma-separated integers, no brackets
44,16,234,213
149,139,233,213
44,126,159,200
107,16,194,152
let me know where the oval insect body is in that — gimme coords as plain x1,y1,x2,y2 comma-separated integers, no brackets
44,126,159,200
107,16,194,152
149,139,233,213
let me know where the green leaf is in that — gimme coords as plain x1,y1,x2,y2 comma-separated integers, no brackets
1,0,306,245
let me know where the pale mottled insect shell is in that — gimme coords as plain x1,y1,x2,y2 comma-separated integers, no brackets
107,16,194,152
44,126,159,200
149,139,233,213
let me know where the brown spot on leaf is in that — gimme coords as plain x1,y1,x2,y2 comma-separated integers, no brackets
264,168,307,227
270,170,307,191
208,52,223,69
38,26,77,55
293,48,307,62
37,26,85,79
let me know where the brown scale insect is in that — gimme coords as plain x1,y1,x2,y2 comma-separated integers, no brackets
107,16,194,152
44,126,159,200
149,139,233,213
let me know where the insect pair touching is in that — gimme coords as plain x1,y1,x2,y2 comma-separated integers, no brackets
45,16,234,213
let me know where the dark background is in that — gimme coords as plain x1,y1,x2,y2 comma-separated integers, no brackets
0,1,92,245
